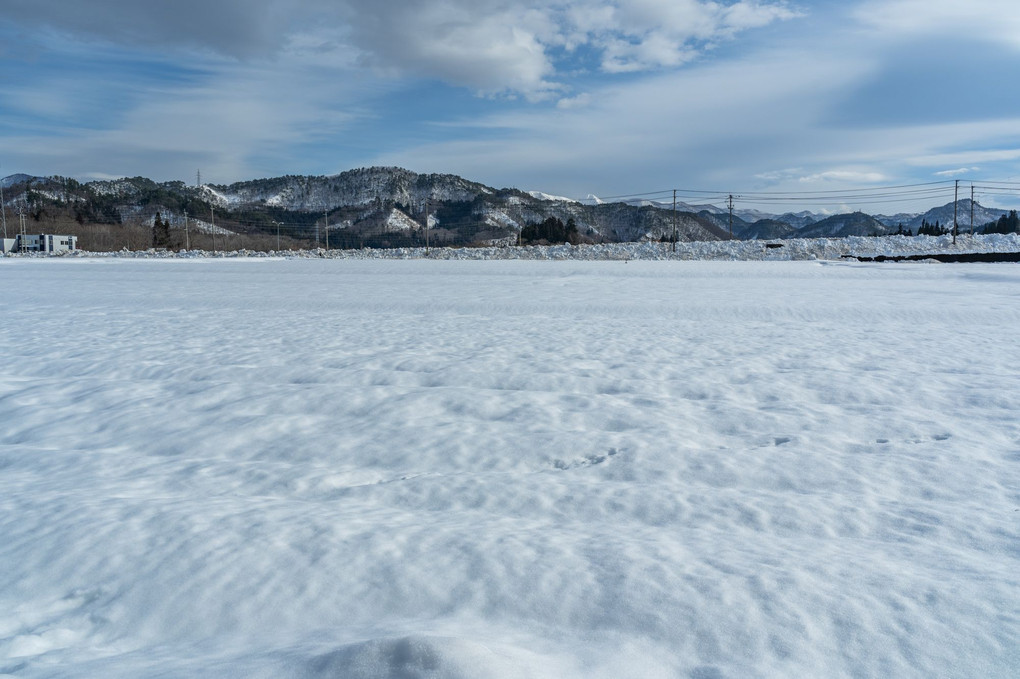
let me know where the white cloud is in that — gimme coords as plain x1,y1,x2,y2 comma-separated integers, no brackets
6,0,1018,215
338,1,802,95
814,204,853,216
724,1,802,31
1,0,306,57
369,32,1020,213
797,170,889,184
754,168,803,182
340,2,560,98
908,147,1020,167
3,1,801,97
3,48,379,183
854,0,1020,49
556,93,592,110
569,0,801,74
934,167,980,177
372,46,877,195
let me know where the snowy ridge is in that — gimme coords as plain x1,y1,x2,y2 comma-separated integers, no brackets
2,169,1015,247
0,173,36,189
480,207,523,231
873,199,1007,230
527,190,579,203
796,212,887,239
383,208,420,232
909,199,1005,231
212,167,495,211
690,202,780,223
186,218,236,236
199,184,235,208
87,178,147,198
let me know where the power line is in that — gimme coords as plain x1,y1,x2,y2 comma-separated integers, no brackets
973,190,1020,198
593,181,968,212
724,180,956,196
973,184,1020,192
736,192,957,207
972,180,1020,187
595,189,675,201
698,187,957,203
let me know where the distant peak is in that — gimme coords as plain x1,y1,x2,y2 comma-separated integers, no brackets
527,190,578,203
1,173,36,189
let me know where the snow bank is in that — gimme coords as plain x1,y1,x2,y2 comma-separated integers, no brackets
0,259,1017,678
4,233,1020,261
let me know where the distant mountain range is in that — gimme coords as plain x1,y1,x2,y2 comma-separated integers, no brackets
1,168,1013,249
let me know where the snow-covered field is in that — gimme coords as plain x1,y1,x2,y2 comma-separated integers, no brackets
1,258,1018,678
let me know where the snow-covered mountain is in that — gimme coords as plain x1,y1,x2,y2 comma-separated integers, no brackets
0,173,36,189
907,199,1005,232
581,196,816,226
795,211,891,238
694,209,749,236
874,200,1007,231
527,190,578,203
872,211,921,228
695,204,783,224
3,169,726,245
740,219,798,240
776,211,819,229
213,167,494,211
4,168,1015,247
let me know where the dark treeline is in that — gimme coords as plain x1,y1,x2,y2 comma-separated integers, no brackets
520,217,581,245
984,210,1020,234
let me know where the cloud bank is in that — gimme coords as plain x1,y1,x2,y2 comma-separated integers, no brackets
5,1,800,97
3,1,1019,213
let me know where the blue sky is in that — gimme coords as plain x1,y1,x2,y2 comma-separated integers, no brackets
2,0,1019,214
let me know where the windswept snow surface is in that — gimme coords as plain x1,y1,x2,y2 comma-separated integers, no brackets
1,259,1018,678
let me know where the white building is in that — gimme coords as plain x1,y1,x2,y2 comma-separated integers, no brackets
0,234,78,253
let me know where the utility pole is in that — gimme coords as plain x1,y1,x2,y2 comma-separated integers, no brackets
424,199,430,255
184,210,190,250
273,220,281,250
324,208,329,250
952,179,959,245
18,205,27,252
970,184,975,236
211,206,216,252
0,173,6,240
672,189,677,253
727,194,735,239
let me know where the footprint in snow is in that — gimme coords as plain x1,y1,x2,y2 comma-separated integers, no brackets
552,448,620,470
904,433,953,444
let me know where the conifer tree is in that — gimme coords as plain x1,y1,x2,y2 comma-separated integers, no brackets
153,212,173,249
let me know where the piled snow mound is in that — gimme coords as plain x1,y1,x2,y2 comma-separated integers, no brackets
5,233,1020,261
